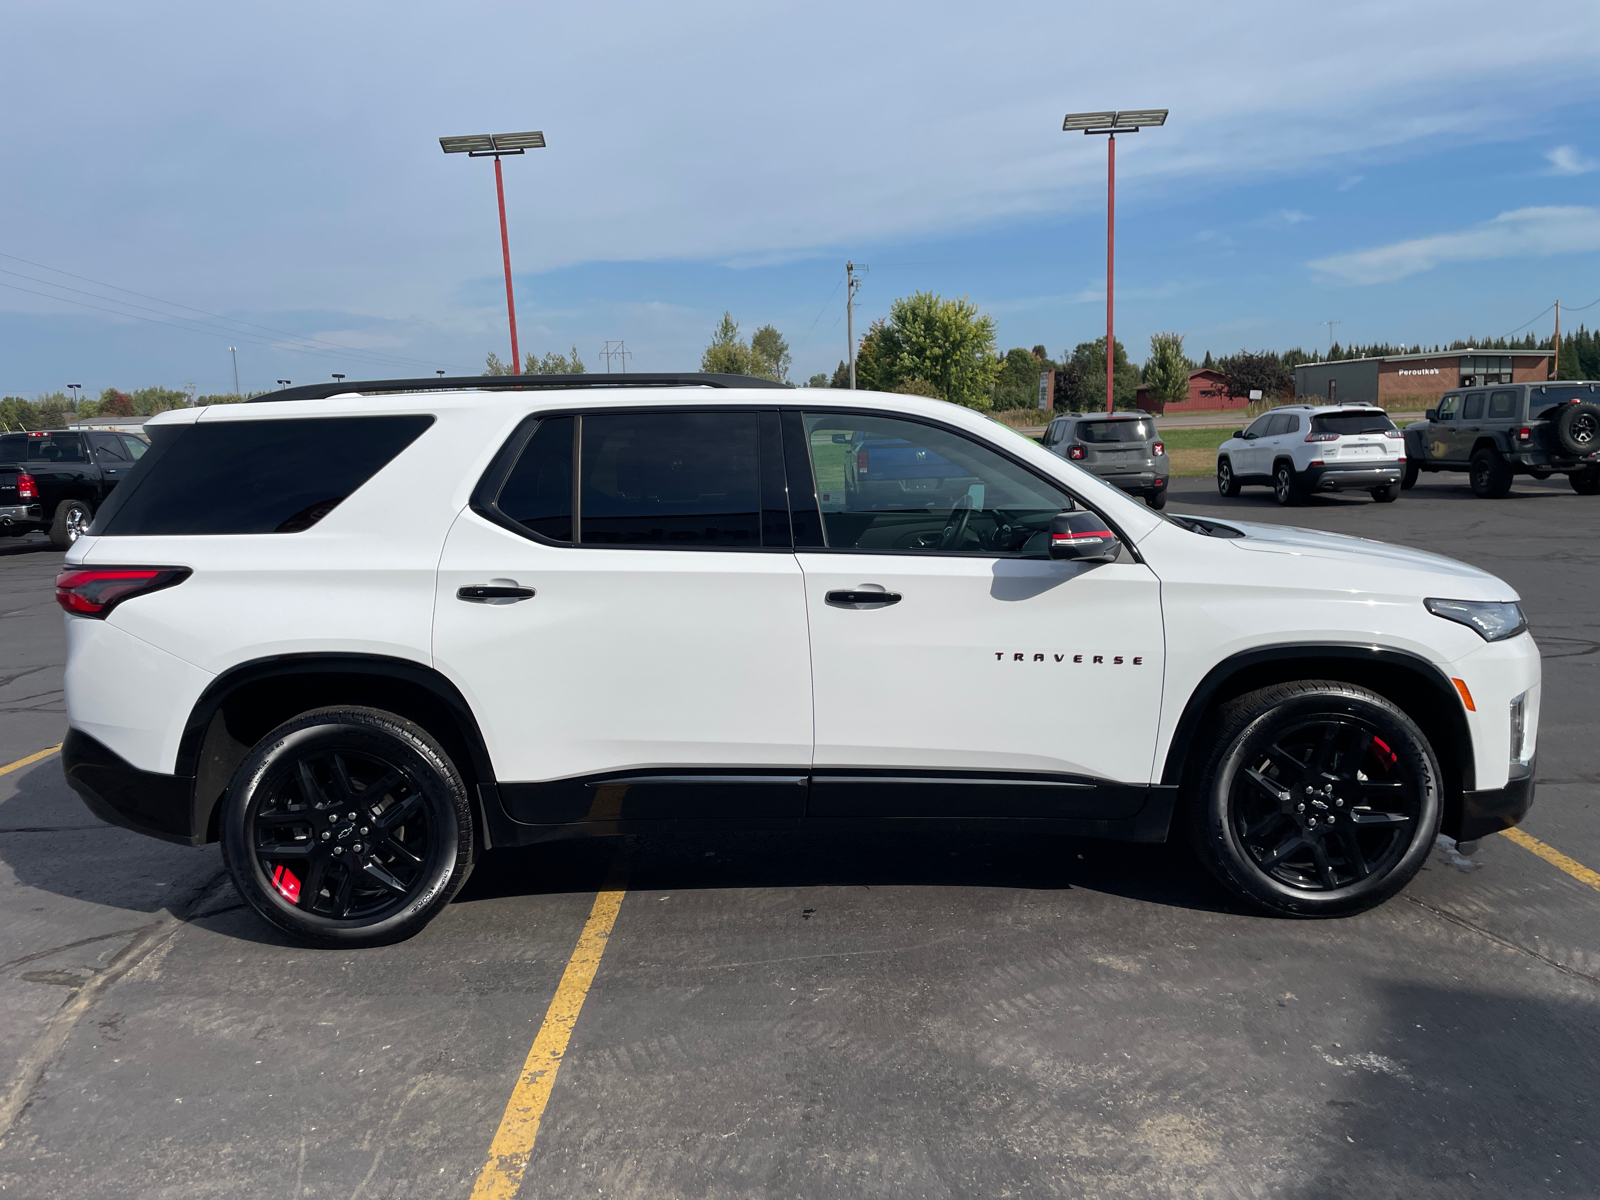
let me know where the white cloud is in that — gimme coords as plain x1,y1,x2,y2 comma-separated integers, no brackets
1545,145,1598,175
1309,206,1600,284
1258,208,1313,227
1336,174,1365,192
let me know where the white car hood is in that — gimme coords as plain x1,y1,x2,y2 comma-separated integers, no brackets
1220,519,1507,590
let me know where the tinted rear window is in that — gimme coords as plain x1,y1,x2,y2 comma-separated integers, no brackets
1310,411,1396,436
1076,419,1151,444
1531,385,1600,412
93,415,433,536
496,416,573,542
0,433,86,463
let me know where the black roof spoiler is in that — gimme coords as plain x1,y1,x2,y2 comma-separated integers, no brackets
249,373,789,403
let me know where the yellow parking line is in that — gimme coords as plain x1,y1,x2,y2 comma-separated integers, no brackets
0,744,61,779
468,849,631,1200
1502,827,1600,892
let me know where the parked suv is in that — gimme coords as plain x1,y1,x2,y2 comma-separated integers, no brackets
59,374,1538,946
1401,382,1600,497
1216,405,1404,505
1041,412,1169,508
0,429,147,546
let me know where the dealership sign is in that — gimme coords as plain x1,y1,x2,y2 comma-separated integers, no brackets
1397,368,1441,376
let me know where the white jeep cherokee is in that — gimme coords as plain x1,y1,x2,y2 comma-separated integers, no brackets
1217,404,1406,505
57,375,1538,946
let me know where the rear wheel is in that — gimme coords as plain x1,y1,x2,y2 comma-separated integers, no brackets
1272,462,1304,506
1370,482,1400,503
221,707,474,947
1469,448,1513,498
1571,465,1600,495
49,500,91,549
1186,681,1441,917
1145,488,1167,510
1401,460,1419,490
1216,458,1241,498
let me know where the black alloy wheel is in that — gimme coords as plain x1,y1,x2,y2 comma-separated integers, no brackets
1469,448,1513,498
1217,458,1240,498
1272,462,1303,506
1187,681,1440,916
1570,465,1600,495
222,707,474,947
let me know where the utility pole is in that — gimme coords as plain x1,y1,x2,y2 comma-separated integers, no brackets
600,341,631,372
1553,300,1562,380
1325,320,1342,357
846,261,867,389
229,347,239,395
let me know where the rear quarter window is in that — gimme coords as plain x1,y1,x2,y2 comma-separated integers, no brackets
91,415,433,536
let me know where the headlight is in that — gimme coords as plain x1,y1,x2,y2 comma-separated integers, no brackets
1424,598,1528,642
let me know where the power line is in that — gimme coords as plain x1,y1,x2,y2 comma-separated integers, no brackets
1504,303,1555,338
0,250,461,373
805,273,845,335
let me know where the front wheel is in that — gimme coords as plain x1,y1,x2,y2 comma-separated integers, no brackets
1570,466,1600,495
1186,682,1441,917
1216,458,1241,498
221,707,475,947
1272,462,1304,506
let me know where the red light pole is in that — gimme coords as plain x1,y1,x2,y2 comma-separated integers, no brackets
440,130,547,376
1062,110,1168,412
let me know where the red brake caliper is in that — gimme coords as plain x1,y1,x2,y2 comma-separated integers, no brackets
271,864,302,904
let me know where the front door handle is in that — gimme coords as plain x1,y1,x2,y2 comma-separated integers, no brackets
826,590,902,609
457,585,535,603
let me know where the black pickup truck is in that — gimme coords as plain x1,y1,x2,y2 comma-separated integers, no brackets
1402,382,1600,498
0,429,149,547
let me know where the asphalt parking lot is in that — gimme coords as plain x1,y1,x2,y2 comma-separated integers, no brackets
1,470,1597,1198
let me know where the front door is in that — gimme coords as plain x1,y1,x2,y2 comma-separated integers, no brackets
433,408,814,826
1428,393,1465,461
790,410,1165,820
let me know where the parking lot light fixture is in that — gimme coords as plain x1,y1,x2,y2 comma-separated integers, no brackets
67,383,81,415
441,130,546,377
1062,109,1168,412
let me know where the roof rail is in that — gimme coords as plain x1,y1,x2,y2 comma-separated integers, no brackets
248,372,788,403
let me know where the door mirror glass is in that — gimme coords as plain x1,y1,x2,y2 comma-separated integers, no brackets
1424,409,1437,421
1232,429,1246,439
1048,511,1121,562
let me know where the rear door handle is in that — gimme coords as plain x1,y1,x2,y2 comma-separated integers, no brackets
457,585,535,602
826,590,901,608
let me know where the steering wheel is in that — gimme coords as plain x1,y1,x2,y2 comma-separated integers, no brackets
937,498,975,551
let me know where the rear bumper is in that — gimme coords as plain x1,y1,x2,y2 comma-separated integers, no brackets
0,503,43,529
1457,763,1536,842
62,728,201,846
1093,469,1169,494
1304,463,1402,491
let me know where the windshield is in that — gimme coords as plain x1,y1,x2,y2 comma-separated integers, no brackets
1310,411,1396,436
1077,419,1152,444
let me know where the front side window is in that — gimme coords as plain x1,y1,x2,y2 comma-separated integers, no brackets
1463,393,1486,420
120,434,149,460
802,412,1071,556
580,411,761,547
90,433,129,461
1436,395,1460,420
1244,415,1273,439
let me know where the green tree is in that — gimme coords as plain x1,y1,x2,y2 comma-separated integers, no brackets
1206,350,1294,403
855,292,1000,409
98,390,135,418
484,352,511,375
526,346,586,374
0,397,42,431
701,312,759,376
805,372,829,388
892,377,942,399
131,386,188,416
990,347,1045,410
195,393,247,405
1141,332,1193,409
1066,338,1140,410
749,324,791,383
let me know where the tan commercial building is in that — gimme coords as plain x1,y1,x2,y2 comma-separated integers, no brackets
1295,349,1550,407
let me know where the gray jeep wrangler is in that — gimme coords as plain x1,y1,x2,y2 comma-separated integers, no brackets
1402,382,1600,497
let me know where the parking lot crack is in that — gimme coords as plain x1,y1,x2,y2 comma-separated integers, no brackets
1405,894,1600,990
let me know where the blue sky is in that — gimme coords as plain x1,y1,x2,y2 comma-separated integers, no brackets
3,0,1599,396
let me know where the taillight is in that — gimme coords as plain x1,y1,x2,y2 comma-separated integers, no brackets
1305,432,1339,442
15,473,37,500
1151,442,1165,457
1384,429,1402,439
54,567,190,618
856,448,869,476
1068,445,1085,460
1517,427,1532,441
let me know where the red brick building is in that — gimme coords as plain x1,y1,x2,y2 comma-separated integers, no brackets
1134,369,1249,414
1294,350,1551,406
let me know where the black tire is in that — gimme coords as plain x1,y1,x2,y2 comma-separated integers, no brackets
1554,402,1600,457
221,707,474,948
1401,459,1419,490
49,500,91,549
1570,465,1600,495
1469,448,1513,498
1216,458,1241,498
1370,482,1400,503
1272,461,1304,506
1186,681,1442,917
1145,488,1168,510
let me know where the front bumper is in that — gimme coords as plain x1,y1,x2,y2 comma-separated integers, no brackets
1303,463,1402,491
1458,763,1536,842
62,728,202,846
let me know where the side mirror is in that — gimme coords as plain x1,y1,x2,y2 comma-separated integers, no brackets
1423,408,1437,421
1049,511,1121,562
830,433,852,444
1232,429,1245,439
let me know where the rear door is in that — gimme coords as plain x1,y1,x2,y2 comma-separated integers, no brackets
792,409,1164,819
432,407,814,826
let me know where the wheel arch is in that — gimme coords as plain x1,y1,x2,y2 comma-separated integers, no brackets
177,653,502,848
1161,644,1476,838
1471,437,1503,458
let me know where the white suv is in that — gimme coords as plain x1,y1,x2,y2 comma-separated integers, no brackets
57,375,1538,946
1216,405,1406,505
